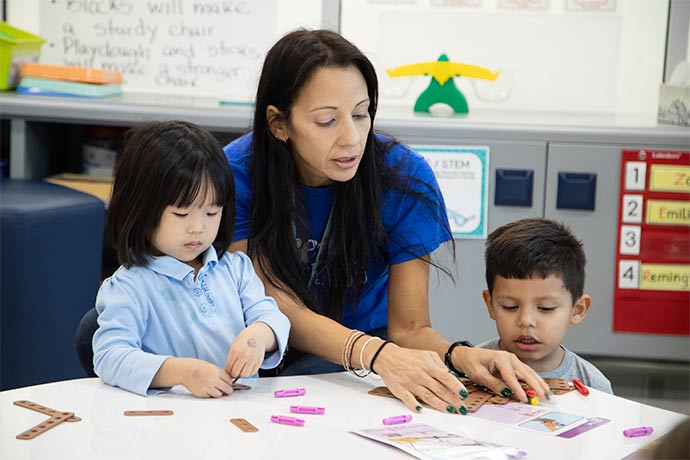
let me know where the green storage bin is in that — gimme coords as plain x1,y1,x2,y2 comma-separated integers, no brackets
0,22,45,91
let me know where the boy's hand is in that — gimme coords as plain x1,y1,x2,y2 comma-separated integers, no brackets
178,358,234,398
225,322,276,380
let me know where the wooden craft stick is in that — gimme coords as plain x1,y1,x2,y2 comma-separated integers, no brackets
16,412,74,440
13,400,81,422
368,386,396,399
367,378,576,412
488,395,511,405
464,391,493,412
541,378,575,394
124,410,174,416
230,418,259,432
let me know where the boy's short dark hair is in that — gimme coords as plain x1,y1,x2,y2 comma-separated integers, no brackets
484,218,586,303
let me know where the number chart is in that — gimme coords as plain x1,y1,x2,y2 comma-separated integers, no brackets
614,150,690,335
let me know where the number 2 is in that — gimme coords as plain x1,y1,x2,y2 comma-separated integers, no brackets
622,195,643,223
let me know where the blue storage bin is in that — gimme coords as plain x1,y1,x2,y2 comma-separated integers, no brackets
1,180,104,389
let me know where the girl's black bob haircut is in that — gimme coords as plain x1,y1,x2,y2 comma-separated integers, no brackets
106,120,235,267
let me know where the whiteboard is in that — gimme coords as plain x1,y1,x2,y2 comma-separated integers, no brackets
15,0,324,102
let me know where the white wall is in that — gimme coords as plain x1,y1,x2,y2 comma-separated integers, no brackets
341,0,670,117
7,0,675,116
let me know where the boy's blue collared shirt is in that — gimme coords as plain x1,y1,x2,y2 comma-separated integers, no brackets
93,247,290,396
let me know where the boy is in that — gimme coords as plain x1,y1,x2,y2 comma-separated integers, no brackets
477,218,613,394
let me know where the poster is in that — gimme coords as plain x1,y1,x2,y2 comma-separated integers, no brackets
613,150,690,335
416,145,489,239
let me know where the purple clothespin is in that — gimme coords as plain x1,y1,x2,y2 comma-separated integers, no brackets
623,426,654,437
290,405,325,415
274,388,306,398
382,414,413,425
271,415,305,427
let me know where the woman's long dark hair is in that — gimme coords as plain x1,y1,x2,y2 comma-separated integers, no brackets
249,29,452,321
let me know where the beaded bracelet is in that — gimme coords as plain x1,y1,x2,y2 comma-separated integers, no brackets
342,330,359,371
342,330,364,371
341,330,358,370
369,340,392,375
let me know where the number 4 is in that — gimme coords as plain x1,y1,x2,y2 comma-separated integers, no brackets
619,260,639,289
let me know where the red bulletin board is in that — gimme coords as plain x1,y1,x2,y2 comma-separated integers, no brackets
614,150,690,335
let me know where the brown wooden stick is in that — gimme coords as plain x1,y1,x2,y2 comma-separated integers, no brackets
13,400,81,422
16,412,74,440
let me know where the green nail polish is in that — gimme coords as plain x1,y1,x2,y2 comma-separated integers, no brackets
446,405,456,413
448,369,460,378
415,405,422,412
459,406,467,415
500,387,513,398
460,389,468,398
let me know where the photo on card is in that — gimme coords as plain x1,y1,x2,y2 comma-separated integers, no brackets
519,411,584,433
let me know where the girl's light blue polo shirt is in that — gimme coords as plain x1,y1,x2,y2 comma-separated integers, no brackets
93,247,290,396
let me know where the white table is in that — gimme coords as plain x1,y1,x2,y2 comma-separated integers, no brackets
1,373,686,459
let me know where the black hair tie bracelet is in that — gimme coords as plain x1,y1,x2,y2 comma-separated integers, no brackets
444,340,474,378
369,340,392,375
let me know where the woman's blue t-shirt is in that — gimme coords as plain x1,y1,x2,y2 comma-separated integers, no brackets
224,133,451,332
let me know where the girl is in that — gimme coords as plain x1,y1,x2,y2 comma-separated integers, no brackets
93,120,289,397
225,29,551,414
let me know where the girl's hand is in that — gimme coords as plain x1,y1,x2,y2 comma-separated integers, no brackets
178,358,234,398
374,344,469,414
451,346,553,403
225,323,274,380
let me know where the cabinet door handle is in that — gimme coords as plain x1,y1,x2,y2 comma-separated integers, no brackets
494,168,534,207
556,172,597,210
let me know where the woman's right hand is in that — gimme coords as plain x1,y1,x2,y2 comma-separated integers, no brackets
373,344,469,414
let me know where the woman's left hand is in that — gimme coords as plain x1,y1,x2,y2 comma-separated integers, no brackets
451,346,553,402
374,343,468,414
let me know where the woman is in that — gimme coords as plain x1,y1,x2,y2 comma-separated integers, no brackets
225,29,551,413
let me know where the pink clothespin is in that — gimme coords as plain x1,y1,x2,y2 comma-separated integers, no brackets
382,414,412,425
270,415,305,427
290,405,325,415
274,388,306,398
623,426,653,437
